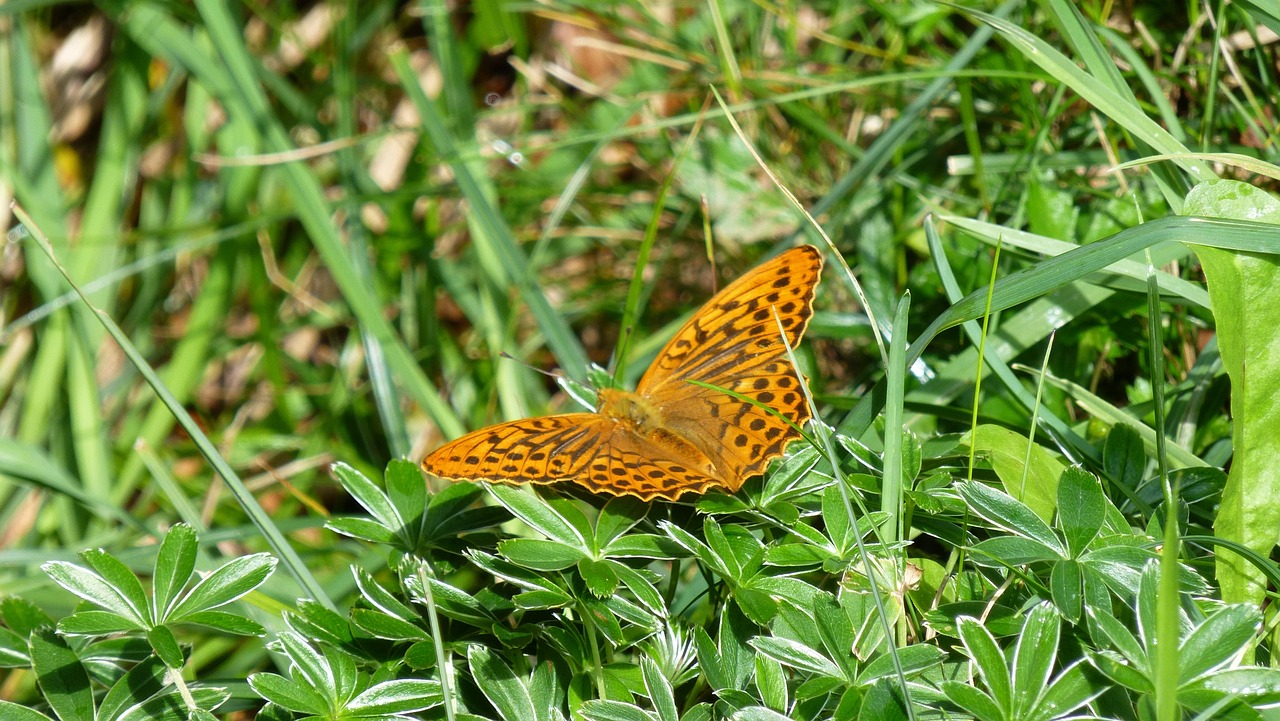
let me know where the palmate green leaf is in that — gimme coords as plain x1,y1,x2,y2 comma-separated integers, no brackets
487,485,589,548
29,628,94,721
749,636,844,680
287,602,355,647
1050,560,1083,623
594,497,649,550
730,707,793,721
970,536,1063,566
1056,467,1105,558
579,558,620,598
328,517,397,544
641,656,679,721
1103,423,1146,493
58,611,144,636
0,624,29,667
175,610,265,636
146,625,183,669
1010,604,1059,718
115,687,230,721
954,481,1065,557
274,630,335,694
151,523,197,622
601,533,683,560
247,672,329,716
1178,604,1263,684
955,617,1011,709
353,568,419,624
753,655,787,714
941,681,1002,721
166,552,275,621
1194,667,1280,704
1032,659,1105,719
659,522,727,576
331,462,401,531
2,596,54,637
0,701,56,721
78,550,149,622
578,700,657,721
469,644,538,721
350,609,430,642
42,560,147,626
346,678,443,715
500,539,587,571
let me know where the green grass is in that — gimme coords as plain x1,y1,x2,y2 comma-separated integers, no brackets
4,1,1280,719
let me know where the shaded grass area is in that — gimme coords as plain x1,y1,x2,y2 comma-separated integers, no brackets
3,1,1280,719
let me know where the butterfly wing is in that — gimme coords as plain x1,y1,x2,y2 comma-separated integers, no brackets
421,414,724,501
635,245,822,488
423,414,604,485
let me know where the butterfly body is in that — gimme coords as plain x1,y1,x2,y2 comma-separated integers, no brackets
423,245,823,501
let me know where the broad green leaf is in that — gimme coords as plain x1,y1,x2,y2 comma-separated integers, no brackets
1178,605,1263,684
1033,659,1105,718
963,424,1064,522
1103,423,1146,491
578,700,657,721
749,637,843,679
58,611,140,636
1050,560,1083,623
940,682,1002,721
971,536,1064,566
1187,181,1280,612
331,462,400,529
579,558,620,598
0,702,55,721
175,610,265,636
147,625,183,669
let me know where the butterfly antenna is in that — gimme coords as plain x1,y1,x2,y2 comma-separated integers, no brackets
498,351,562,380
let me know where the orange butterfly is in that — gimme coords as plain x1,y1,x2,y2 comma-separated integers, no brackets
422,245,823,501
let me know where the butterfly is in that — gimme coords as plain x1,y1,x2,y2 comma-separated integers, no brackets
421,245,823,501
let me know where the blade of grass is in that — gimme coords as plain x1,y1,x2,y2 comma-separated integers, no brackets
389,47,589,386
136,1,464,440
17,204,334,612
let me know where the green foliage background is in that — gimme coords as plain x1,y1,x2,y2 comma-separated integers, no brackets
3,1,1280,719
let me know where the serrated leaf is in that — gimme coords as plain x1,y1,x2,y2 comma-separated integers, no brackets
167,553,276,620
152,524,197,621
